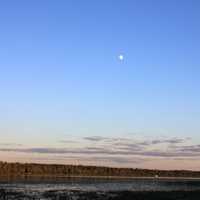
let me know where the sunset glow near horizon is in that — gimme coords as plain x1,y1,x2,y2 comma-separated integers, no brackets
0,0,200,170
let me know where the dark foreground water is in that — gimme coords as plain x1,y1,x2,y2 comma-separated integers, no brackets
0,177,200,199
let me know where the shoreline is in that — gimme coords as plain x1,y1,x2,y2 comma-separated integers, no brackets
1,161,200,181
1,174,200,180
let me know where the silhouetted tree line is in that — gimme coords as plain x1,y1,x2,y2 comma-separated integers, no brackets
0,161,200,178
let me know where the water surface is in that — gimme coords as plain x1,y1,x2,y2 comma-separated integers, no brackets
1,177,200,192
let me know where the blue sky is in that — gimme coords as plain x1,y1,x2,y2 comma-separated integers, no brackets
0,0,200,169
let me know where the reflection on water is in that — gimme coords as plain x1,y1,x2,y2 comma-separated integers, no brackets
0,177,200,200
0,176,200,192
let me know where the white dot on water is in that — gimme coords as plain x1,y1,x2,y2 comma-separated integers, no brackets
118,54,124,61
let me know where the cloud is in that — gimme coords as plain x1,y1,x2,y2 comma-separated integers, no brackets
83,136,109,142
0,136,198,161
83,136,187,146
0,143,23,147
59,140,77,144
114,142,144,151
86,156,145,164
83,136,130,143
174,144,200,152
151,138,186,145
26,155,146,165
0,145,199,158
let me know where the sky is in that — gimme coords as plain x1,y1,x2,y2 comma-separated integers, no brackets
0,0,200,170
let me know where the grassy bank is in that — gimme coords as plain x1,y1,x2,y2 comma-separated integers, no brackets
1,161,200,178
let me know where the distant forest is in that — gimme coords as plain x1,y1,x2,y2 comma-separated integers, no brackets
0,161,200,178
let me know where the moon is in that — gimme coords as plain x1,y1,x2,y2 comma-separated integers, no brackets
118,54,124,61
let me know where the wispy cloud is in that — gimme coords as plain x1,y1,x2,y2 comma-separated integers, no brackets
0,143,23,147
0,145,199,158
83,136,109,142
59,140,77,144
0,136,198,166
151,138,186,145
173,144,200,152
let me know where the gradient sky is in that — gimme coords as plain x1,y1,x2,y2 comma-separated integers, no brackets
0,0,200,170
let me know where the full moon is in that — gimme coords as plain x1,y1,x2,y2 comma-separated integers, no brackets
118,54,124,61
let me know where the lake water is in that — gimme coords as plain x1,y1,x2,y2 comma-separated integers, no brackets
1,177,200,192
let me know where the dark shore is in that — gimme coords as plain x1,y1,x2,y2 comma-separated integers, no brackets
1,189,200,200
1,162,200,199
1,161,200,178
43,190,200,200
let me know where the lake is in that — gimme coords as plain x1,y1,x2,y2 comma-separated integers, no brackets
0,177,200,199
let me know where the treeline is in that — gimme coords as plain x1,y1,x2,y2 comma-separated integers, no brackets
0,161,200,178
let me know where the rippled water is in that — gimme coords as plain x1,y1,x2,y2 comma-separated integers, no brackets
1,177,200,192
